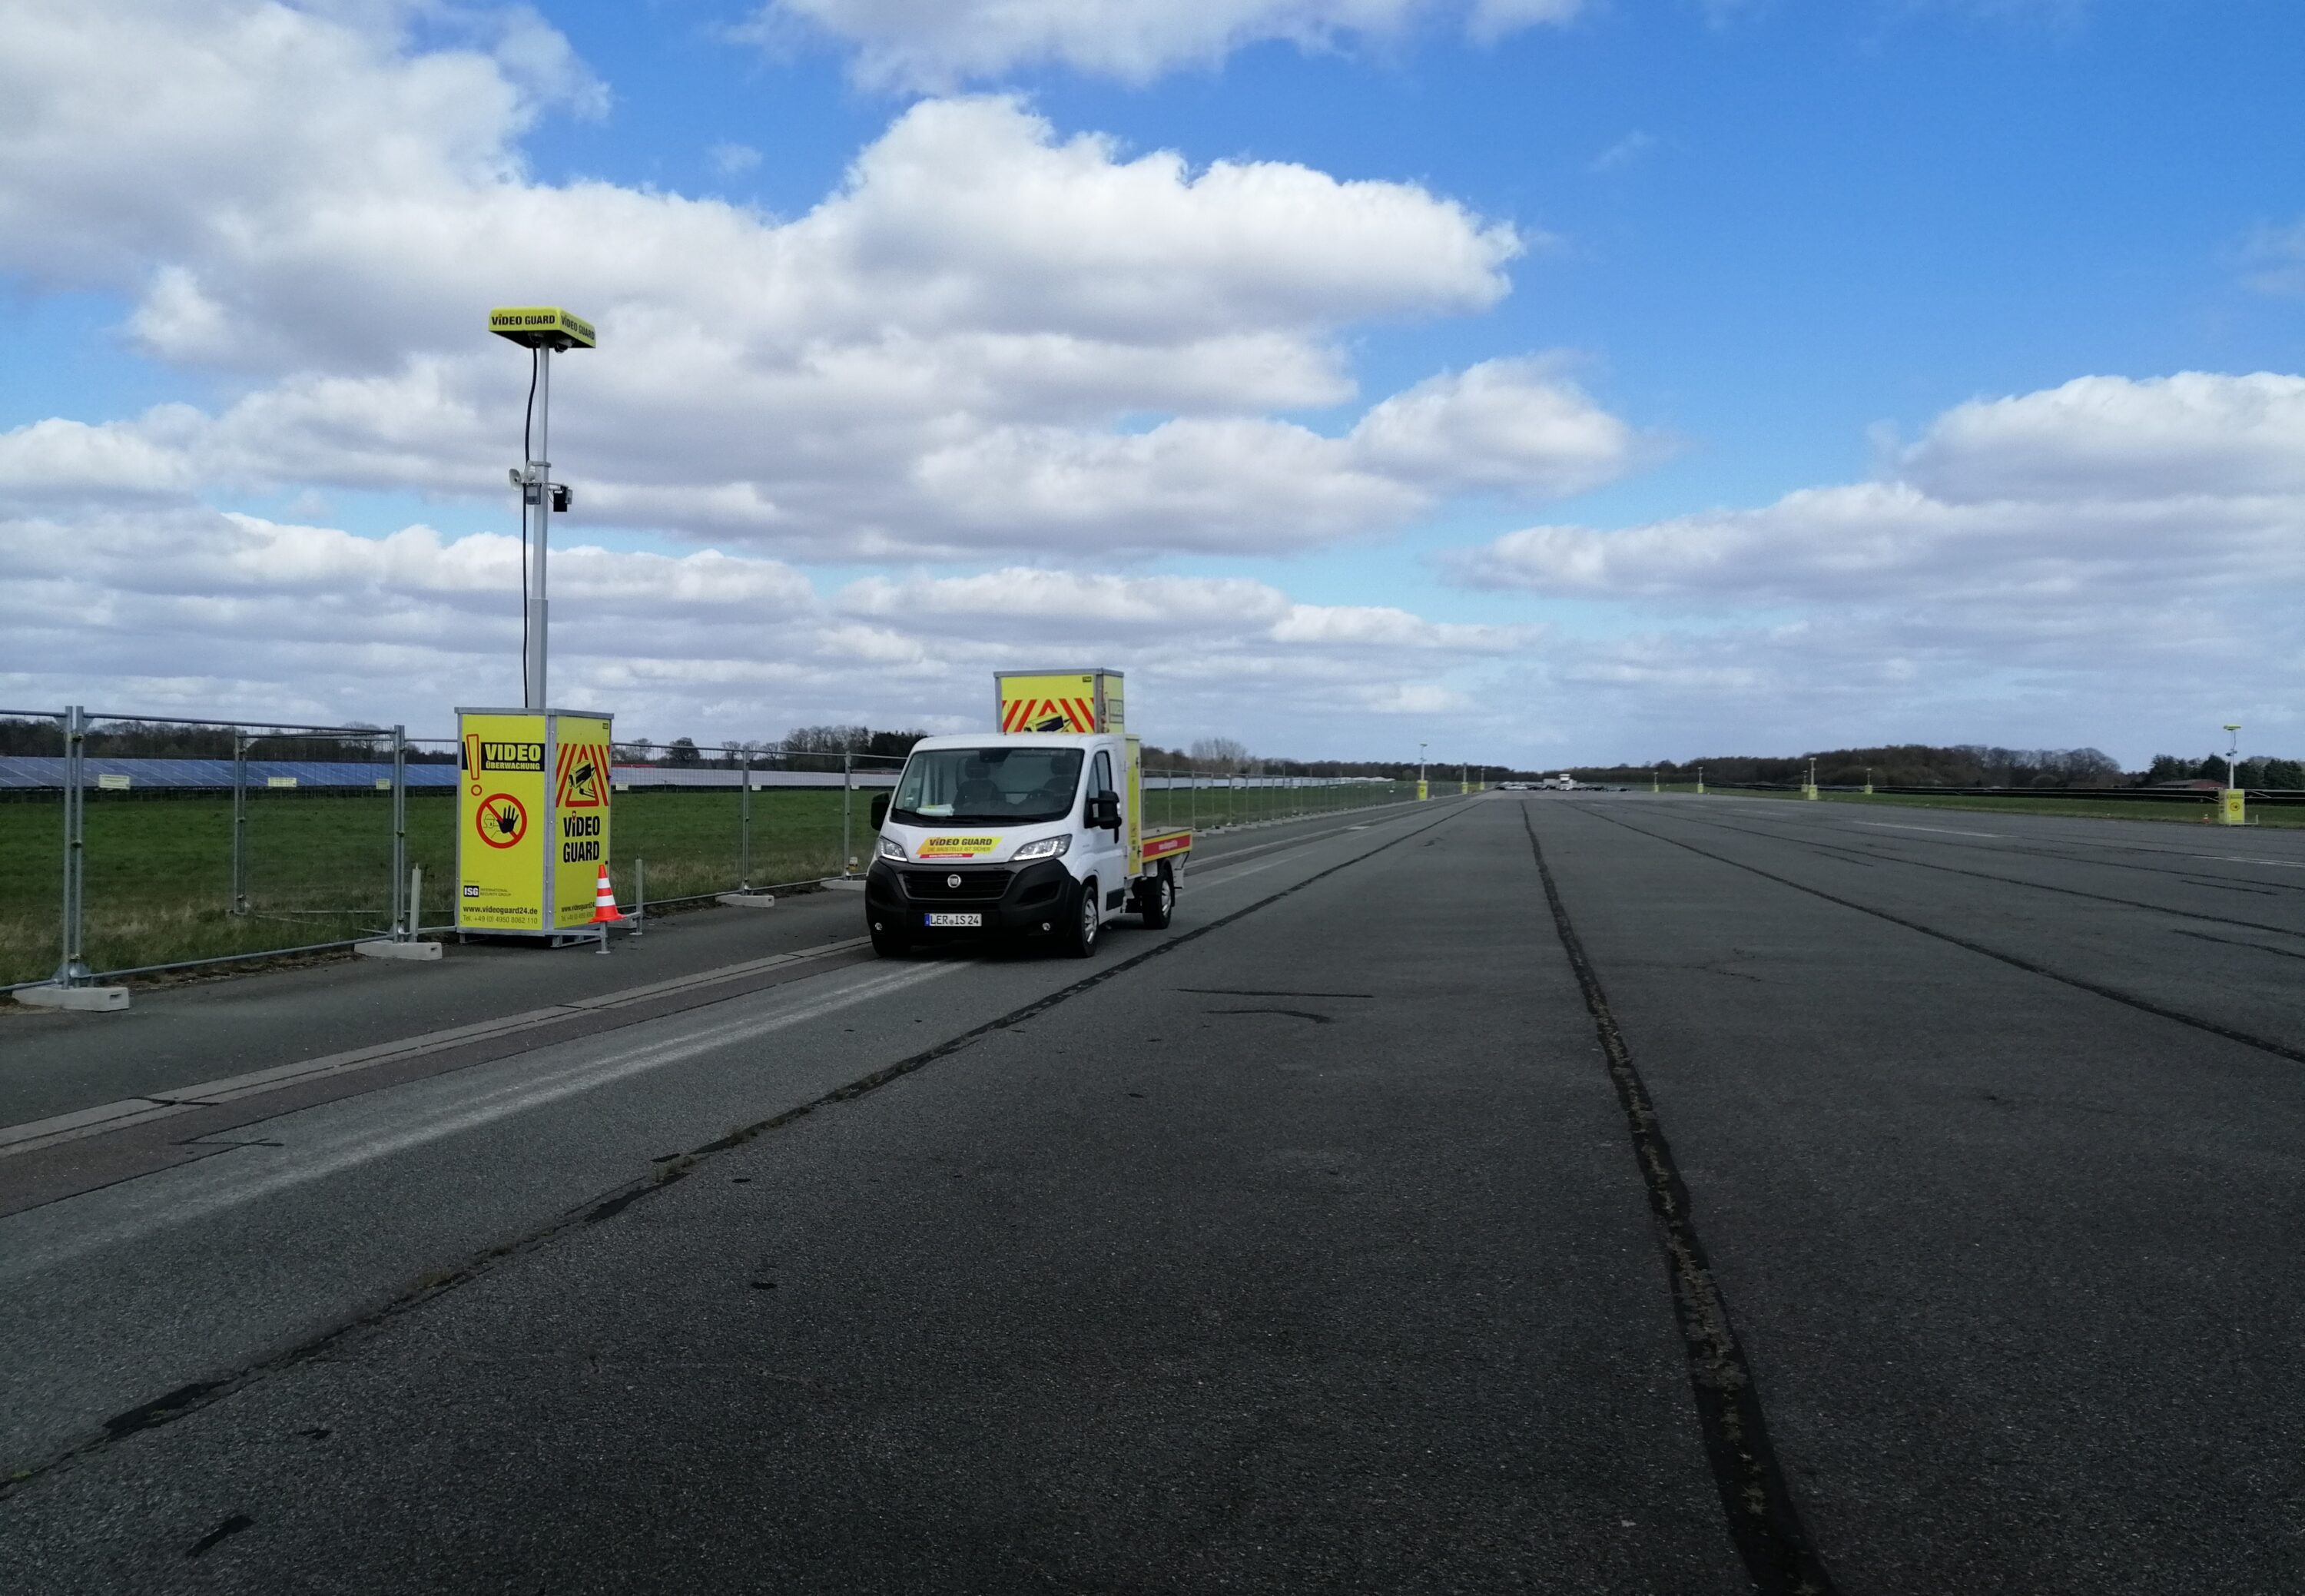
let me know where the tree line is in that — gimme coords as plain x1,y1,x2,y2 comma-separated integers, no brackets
1557,744,2305,790
0,717,456,762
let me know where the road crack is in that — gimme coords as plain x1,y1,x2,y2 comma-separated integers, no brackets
1521,804,1837,1596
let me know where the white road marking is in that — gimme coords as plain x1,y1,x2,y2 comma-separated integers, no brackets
1196,854,1300,887
0,939,878,1159
0,960,962,1279
1852,821,2003,839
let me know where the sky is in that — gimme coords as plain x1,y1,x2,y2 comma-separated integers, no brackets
5,0,2303,768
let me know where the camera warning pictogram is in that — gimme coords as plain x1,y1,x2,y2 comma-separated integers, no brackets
556,742,608,809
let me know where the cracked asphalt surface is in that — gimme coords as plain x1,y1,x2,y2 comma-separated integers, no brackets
6,793,2304,1592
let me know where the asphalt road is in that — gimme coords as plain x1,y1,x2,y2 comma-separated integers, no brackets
6,793,2304,1592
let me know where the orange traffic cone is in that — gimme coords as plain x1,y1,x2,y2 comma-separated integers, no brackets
589,864,629,924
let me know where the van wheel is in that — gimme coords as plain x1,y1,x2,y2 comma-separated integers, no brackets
1060,878,1100,958
869,918,910,958
1138,868,1174,929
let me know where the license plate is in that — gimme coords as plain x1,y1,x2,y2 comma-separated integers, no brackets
924,912,983,928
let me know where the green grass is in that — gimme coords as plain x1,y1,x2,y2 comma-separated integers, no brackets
0,788,859,987
0,778,1430,987
1140,778,1423,832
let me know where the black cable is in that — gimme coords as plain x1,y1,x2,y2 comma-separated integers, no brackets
520,347,538,693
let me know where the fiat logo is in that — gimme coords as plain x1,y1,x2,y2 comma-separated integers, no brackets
947,874,962,889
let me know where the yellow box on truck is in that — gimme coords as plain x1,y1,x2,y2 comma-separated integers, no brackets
995,669,1125,735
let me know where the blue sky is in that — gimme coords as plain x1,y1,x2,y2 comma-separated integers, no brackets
5,1,2304,765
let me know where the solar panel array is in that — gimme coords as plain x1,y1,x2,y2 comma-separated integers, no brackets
0,758,462,791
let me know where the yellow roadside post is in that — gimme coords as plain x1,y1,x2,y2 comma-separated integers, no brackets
1804,756,1819,800
1864,766,1874,796
2222,722,2246,825
1696,764,1705,796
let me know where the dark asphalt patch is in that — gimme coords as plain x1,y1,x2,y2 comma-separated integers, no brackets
1633,804,2305,943
1580,803,2305,1070
184,1511,252,1558
2,803,1475,1500
2169,929,2305,961
100,1379,230,1443
1523,805,1839,1596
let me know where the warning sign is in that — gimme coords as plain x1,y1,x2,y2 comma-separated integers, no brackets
995,670,1123,735
547,716,613,927
1000,697,1093,733
556,742,607,809
456,709,612,933
475,792,529,849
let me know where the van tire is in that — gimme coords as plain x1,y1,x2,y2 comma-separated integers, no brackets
1060,878,1100,958
1137,868,1174,929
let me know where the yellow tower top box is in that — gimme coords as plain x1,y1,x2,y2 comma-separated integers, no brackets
488,307,596,350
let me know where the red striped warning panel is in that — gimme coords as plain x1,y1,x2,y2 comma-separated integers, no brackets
1000,698,1095,733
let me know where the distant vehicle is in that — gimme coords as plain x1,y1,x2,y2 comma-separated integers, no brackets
865,669,1191,959
1541,774,1583,791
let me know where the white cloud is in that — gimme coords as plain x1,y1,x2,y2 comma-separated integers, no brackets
1450,370,2305,762
844,569,1534,652
708,141,763,176
1348,357,1638,496
2243,219,2305,297
0,352,1628,560
1,509,1527,748
1586,131,1657,174
1898,372,2305,503
1462,373,2305,608
743,0,1585,90
0,3,1624,562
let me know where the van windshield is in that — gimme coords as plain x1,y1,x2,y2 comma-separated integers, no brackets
890,746,1084,826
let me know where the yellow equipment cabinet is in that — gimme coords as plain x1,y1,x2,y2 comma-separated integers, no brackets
996,669,1125,734
456,707,615,938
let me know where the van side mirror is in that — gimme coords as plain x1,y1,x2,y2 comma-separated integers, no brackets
1088,793,1120,830
870,793,890,829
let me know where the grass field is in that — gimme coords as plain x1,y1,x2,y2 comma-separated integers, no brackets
0,778,1423,987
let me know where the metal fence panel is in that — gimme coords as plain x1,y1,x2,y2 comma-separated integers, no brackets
0,712,68,988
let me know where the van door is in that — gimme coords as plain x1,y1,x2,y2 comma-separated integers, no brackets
1082,746,1125,917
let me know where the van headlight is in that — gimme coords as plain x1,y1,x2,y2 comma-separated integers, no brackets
877,837,906,861
1011,834,1070,861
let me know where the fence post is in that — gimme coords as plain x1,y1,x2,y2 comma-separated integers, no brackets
54,706,88,985
389,723,408,941
231,730,249,914
634,856,645,937
842,752,854,876
739,747,752,890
